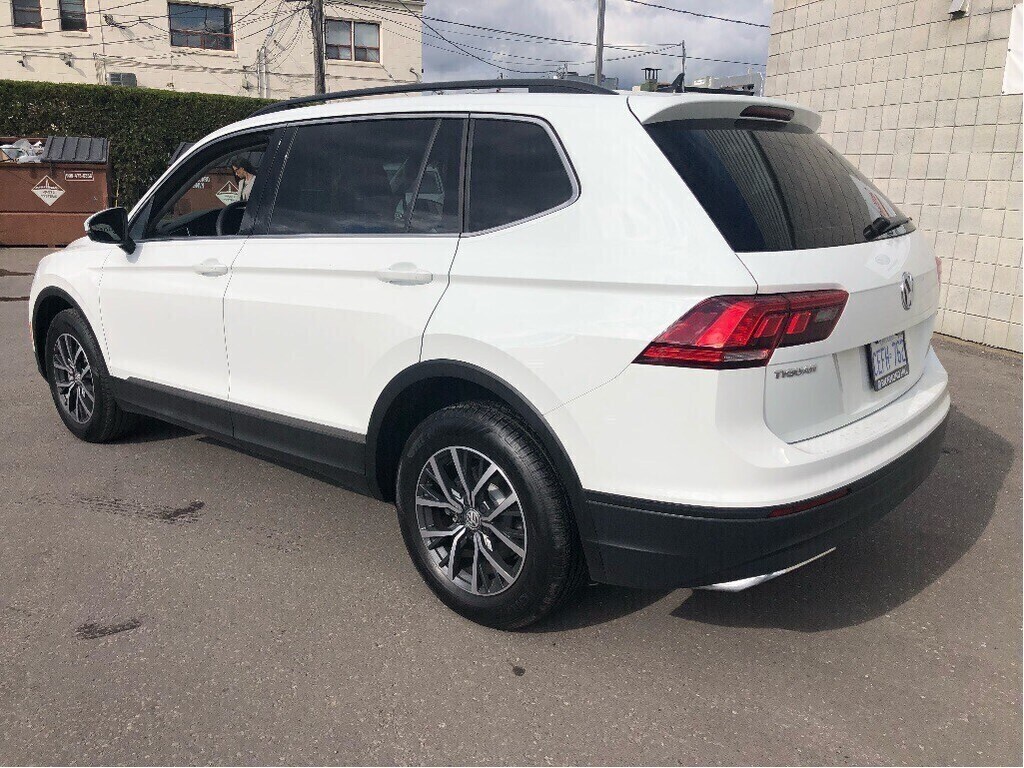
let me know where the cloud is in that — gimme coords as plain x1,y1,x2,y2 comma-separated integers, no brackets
418,0,773,88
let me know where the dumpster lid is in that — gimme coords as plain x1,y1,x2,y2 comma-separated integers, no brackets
42,136,109,164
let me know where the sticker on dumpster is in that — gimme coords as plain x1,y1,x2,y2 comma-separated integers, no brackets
65,171,93,182
31,176,66,206
216,181,240,206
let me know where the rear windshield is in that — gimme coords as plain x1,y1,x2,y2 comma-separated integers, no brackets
645,119,913,253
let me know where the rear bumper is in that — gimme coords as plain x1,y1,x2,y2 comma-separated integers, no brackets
580,413,948,589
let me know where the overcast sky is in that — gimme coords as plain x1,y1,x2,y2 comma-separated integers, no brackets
417,0,773,88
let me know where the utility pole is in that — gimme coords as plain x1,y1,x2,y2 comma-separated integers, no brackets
594,0,606,87
284,0,325,95
309,0,326,94
679,39,686,88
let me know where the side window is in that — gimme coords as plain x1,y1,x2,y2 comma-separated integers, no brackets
268,118,442,236
143,137,269,239
466,119,574,232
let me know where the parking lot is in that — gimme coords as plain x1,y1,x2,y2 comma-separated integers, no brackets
0,250,1021,765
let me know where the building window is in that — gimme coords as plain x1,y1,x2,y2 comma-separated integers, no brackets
168,2,233,51
325,19,380,62
12,0,42,28
59,0,87,30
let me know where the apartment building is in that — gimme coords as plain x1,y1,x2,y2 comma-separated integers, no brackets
0,0,423,99
766,0,1023,352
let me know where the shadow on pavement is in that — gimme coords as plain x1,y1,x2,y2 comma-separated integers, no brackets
117,417,193,443
527,584,673,632
117,402,1009,636
671,406,1010,632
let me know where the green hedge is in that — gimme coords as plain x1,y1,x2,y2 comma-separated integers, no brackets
0,79,271,208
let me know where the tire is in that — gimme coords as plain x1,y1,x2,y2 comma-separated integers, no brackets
44,308,137,443
396,401,585,630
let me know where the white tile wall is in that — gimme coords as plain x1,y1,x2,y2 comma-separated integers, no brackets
766,0,1024,351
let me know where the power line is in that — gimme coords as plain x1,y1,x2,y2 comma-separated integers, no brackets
264,11,304,66
328,0,756,74
0,0,154,32
105,9,299,94
330,1,672,49
327,0,763,65
617,0,769,28
389,0,549,75
329,2,575,67
1,10,291,56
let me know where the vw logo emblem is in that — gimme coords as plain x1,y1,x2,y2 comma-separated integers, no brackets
900,271,914,311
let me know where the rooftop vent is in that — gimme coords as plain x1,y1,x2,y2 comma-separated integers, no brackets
948,0,969,17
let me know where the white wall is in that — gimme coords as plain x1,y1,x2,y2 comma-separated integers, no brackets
766,0,1024,352
0,0,423,99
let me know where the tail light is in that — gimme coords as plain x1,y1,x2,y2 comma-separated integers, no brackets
635,290,849,369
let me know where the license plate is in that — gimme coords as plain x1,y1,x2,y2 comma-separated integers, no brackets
867,332,910,391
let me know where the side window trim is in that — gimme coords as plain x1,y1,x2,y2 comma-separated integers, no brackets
253,113,469,239
462,113,580,237
238,127,288,236
251,126,296,237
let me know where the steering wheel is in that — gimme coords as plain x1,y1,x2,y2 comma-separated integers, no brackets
216,200,246,236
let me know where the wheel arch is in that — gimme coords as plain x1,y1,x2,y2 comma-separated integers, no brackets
366,360,603,577
31,286,90,379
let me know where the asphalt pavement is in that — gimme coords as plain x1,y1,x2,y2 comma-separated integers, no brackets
1,249,1021,765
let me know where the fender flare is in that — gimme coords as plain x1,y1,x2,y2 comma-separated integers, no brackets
365,359,604,577
31,286,91,379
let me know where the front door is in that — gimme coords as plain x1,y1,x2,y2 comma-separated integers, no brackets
224,116,466,453
101,132,274,416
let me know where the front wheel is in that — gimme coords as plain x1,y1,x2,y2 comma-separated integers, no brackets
396,401,585,629
45,308,136,443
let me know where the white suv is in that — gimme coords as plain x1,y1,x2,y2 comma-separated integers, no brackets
29,80,950,629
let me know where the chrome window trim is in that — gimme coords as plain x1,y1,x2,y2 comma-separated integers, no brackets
128,109,581,242
232,232,461,240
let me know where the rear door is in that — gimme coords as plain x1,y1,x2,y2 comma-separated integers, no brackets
223,115,465,450
643,113,939,442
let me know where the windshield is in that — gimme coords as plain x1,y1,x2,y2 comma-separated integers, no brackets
645,119,913,253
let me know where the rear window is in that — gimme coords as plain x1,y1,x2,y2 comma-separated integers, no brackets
645,119,913,253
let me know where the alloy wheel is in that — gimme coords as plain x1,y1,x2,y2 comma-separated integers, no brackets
52,333,95,424
414,446,527,596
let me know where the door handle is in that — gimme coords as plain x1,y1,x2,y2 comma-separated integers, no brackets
377,262,434,286
194,259,229,277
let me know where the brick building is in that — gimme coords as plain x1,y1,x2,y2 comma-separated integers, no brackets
766,0,1023,351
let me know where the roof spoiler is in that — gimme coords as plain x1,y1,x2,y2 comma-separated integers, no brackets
629,93,821,132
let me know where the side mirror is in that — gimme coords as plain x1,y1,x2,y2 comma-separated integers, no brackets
85,207,135,254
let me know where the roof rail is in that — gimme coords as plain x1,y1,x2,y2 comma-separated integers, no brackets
250,78,617,117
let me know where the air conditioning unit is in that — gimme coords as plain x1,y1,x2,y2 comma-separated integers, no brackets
108,72,137,87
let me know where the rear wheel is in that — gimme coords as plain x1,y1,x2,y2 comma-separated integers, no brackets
45,308,136,442
396,401,585,629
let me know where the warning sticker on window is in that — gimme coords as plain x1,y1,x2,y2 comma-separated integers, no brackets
32,176,66,207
